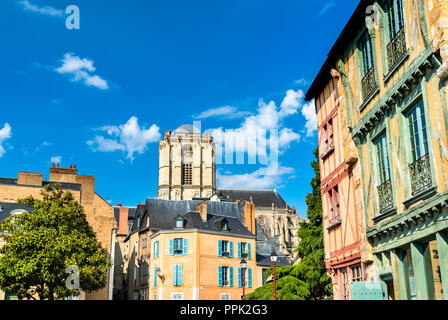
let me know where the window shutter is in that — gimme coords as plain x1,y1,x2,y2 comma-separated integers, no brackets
178,265,183,286
237,242,241,259
229,241,234,258
169,239,173,256
183,238,188,255
238,268,242,288
173,265,178,286
156,241,159,257
218,240,223,257
154,267,157,287
153,241,155,256
218,266,223,287
248,268,252,288
229,267,234,287
248,243,251,260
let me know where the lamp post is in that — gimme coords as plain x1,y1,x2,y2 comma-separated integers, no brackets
270,250,278,300
240,259,247,300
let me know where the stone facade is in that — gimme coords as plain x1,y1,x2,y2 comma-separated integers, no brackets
158,124,216,201
0,165,115,300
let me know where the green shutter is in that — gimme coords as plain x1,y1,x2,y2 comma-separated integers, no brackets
229,241,234,258
154,267,157,287
248,243,251,260
237,242,241,258
169,239,173,255
248,268,252,288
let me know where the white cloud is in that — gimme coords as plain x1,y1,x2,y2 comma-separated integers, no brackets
208,89,304,159
19,0,63,17
217,166,295,189
50,156,62,164
0,123,12,158
55,53,109,90
87,116,161,160
195,106,251,119
301,100,317,137
318,1,335,17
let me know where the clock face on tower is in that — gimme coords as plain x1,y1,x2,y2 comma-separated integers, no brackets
257,216,272,239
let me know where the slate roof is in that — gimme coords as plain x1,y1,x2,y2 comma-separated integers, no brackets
255,235,291,267
131,198,253,237
216,189,287,208
0,177,82,191
0,203,33,222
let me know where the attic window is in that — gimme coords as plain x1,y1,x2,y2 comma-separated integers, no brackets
176,218,184,229
221,221,228,231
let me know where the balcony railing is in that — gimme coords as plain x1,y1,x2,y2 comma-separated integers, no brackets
377,179,393,213
361,66,377,101
409,154,432,196
386,27,407,71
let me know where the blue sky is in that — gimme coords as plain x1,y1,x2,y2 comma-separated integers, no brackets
0,0,358,218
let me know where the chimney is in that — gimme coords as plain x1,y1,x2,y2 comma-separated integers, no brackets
118,205,129,235
243,200,256,235
17,171,43,186
49,164,78,183
195,200,208,222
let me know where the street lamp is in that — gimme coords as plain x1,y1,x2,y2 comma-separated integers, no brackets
270,250,278,300
240,259,247,300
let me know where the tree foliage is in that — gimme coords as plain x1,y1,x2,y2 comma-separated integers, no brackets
0,184,110,300
246,148,333,300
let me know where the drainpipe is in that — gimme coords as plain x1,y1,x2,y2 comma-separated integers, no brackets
108,227,119,300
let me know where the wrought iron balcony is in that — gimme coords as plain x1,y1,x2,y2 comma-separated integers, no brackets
377,179,393,213
361,66,377,101
386,27,407,71
409,154,432,196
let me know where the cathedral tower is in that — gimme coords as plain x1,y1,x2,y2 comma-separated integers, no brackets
158,124,216,200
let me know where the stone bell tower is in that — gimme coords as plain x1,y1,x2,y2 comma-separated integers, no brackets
158,124,216,200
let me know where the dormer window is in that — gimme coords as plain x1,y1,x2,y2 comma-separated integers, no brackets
221,220,228,231
175,216,184,229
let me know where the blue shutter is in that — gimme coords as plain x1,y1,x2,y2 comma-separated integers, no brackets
156,241,159,257
229,267,234,287
183,238,188,255
173,265,177,286
218,266,223,287
229,241,234,258
218,240,223,257
153,241,155,256
154,266,157,287
169,239,173,256
248,268,252,288
178,265,183,286
237,242,241,258
238,268,242,287
248,243,251,260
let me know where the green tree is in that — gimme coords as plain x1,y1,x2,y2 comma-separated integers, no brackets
0,184,110,300
246,148,333,300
